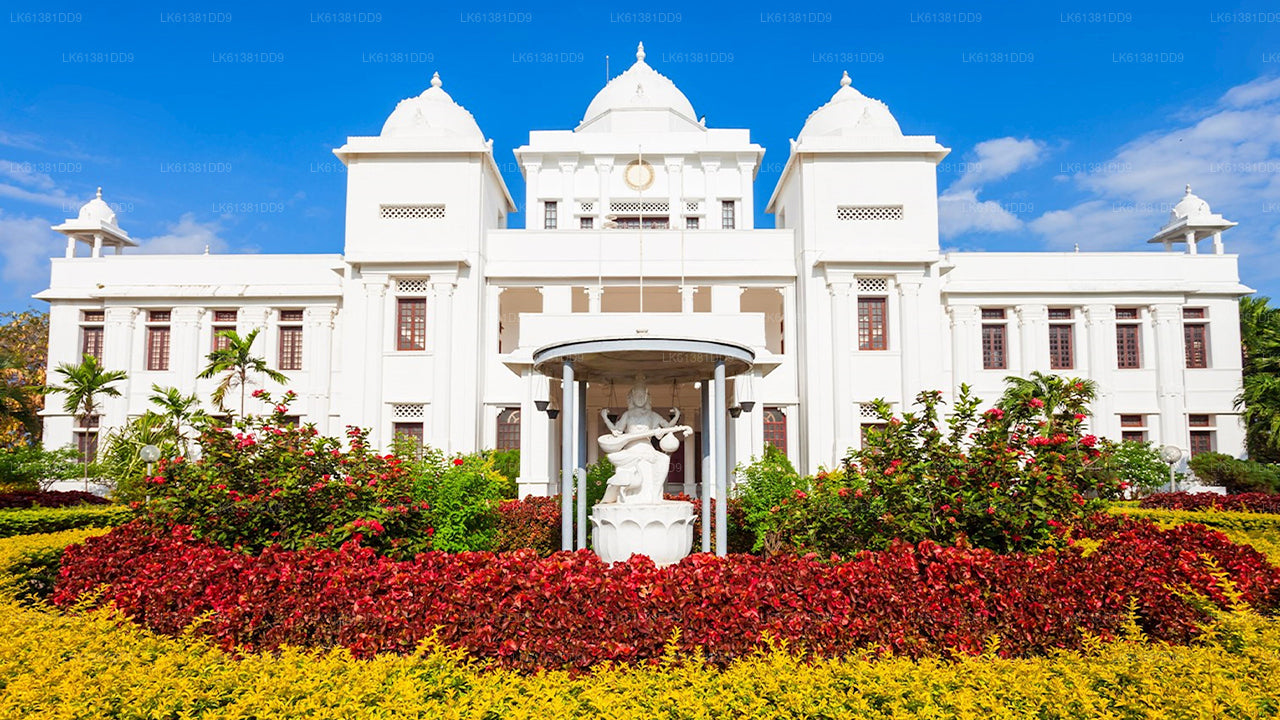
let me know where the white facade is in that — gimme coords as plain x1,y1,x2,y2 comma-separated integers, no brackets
38,45,1251,494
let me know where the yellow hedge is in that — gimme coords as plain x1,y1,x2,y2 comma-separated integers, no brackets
2,598,1279,719
0,527,107,597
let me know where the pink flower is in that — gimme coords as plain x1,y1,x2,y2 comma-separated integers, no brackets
1081,434,1098,447
984,407,1005,419
837,487,850,498
1073,413,1086,422
793,490,808,500
1027,398,1045,409
855,489,864,498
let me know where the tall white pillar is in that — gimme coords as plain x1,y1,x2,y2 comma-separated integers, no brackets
1017,304,1049,375
948,305,979,391
558,160,576,230
702,159,720,225
1150,303,1187,450
1083,304,1116,438
430,280,455,452
665,159,682,228
305,306,336,435
829,281,855,462
1184,229,1197,255
594,158,612,227
897,276,923,401
362,278,387,446
170,307,203,394
587,285,603,313
102,307,138,427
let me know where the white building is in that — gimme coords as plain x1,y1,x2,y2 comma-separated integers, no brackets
38,44,1250,496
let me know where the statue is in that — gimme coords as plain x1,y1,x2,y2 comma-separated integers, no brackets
597,375,692,505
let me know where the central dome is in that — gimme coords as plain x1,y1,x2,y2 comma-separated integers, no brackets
579,43,698,130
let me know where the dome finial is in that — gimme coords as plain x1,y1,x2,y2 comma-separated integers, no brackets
636,42,645,63
1185,183,1192,195
430,71,442,89
840,71,851,88
96,186,102,199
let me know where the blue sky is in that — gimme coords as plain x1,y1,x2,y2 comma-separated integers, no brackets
2,1,1279,312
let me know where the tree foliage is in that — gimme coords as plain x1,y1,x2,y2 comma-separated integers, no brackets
0,311,49,447
1238,296,1280,463
197,329,288,417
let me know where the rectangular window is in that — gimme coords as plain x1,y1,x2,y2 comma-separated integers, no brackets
721,200,735,230
544,201,558,230
857,297,888,351
396,298,427,351
74,415,99,464
496,407,521,451
1189,430,1215,457
1120,414,1145,427
1121,430,1147,443
1184,322,1208,369
1116,324,1141,369
212,309,237,351
1183,307,1206,319
278,310,304,371
393,422,424,455
763,407,787,456
686,216,699,230
1188,414,1211,427
579,216,593,229
1116,308,1139,320
981,313,1007,370
1049,324,1074,370
80,309,105,362
614,216,670,229
1048,307,1073,320
146,310,171,371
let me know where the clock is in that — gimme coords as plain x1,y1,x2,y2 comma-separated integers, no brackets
624,159,655,191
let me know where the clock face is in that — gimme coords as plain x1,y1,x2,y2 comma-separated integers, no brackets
624,160,655,191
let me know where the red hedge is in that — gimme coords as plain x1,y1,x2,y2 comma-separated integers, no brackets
54,517,1280,671
1139,491,1280,514
0,490,109,509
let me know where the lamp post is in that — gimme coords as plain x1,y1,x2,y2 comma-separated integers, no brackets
1159,445,1183,493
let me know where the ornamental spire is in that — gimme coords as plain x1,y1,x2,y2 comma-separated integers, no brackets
636,42,645,63
840,71,851,88
430,71,442,89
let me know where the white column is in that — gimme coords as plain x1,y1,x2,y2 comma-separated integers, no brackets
1017,304,1049,375
702,159,720,225
829,281,855,462
1184,229,1197,255
682,432,695,496
102,308,138,425
558,160,577,230
430,280,455,452
595,158,612,226
1213,232,1224,255
679,285,696,313
665,159,682,228
170,307,203,394
1150,303,1187,450
1083,304,1116,439
91,233,103,258
587,285,603,313
897,276,923,401
362,278,387,446
64,236,76,258
948,305,980,390
305,306,336,435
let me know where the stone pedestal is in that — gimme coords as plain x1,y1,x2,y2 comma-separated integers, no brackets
590,501,696,567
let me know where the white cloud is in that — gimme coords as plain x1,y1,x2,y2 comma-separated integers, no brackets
938,136,1046,238
136,213,229,254
1030,75,1280,255
0,211,62,287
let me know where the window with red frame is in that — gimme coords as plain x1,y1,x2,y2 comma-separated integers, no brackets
857,297,887,351
763,407,787,456
278,310,304,371
396,298,427,351
981,310,1007,370
496,407,521,450
146,311,171,371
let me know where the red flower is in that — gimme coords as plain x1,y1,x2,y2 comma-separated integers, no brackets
453,458,465,466
1073,413,1086,422
837,487,849,498
793,490,808,500
986,506,996,515
1028,398,1045,409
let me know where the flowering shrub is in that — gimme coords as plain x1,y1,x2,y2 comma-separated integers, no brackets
55,516,1279,670
493,496,561,554
0,490,108,509
8,596,1280,718
781,383,1120,555
1140,492,1280,514
142,393,432,558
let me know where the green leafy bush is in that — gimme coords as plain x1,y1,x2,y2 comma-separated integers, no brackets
772,382,1120,555
1095,440,1173,496
733,445,807,553
403,449,509,552
97,413,184,502
0,505,130,538
1188,452,1280,494
0,444,80,493
482,449,520,498
143,392,433,558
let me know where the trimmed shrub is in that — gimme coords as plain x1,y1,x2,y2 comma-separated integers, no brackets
493,495,560,555
404,449,508,553
0,528,109,604
5,598,1280,718
1188,452,1280,494
55,516,1279,670
0,505,130,538
1140,491,1280,514
0,444,80,493
0,490,108,509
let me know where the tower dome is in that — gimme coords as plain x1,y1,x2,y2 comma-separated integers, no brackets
1170,184,1212,221
798,72,902,139
578,43,699,130
380,72,485,141
77,187,118,227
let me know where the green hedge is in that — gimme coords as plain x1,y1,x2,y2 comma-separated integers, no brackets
0,505,132,539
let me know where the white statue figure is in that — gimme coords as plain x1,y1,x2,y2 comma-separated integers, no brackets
598,375,693,504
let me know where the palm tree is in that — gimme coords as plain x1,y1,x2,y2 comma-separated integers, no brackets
44,354,127,488
1237,296,1280,462
197,329,288,417
148,384,205,451
998,371,1097,433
